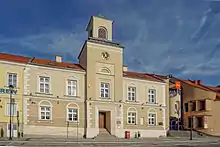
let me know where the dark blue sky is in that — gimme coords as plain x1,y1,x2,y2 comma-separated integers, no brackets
0,0,220,86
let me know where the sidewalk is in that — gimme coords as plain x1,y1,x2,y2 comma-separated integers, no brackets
1,136,219,143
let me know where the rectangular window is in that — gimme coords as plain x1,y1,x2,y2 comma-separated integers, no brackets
128,87,136,101
184,103,188,112
191,102,196,111
127,112,136,125
6,103,17,116
7,73,17,87
39,77,50,94
40,106,51,120
199,100,206,111
148,113,156,126
67,80,77,96
148,89,156,104
100,82,110,98
67,108,78,122
197,117,204,128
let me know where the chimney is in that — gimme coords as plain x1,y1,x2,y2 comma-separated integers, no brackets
55,55,62,63
123,65,128,71
194,80,202,85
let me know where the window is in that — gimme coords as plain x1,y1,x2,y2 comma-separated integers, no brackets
7,73,17,87
199,100,206,111
184,103,188,112
67,108,78,122
39,77,50,93
148,113,156,126
148,89,156,104
40,106,51,120
100,82,110,98
191,102,196,111
98,27,107,39
197,117,204,128
128,87,136,101
6,103,17,116
67,80,77,96
127,112,136,125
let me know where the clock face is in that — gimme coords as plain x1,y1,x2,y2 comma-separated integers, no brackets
101,52,110,60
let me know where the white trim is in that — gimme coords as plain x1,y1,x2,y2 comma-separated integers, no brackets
123,77,166,85
87,42,123,53
0,60,27,67
148,111,157,126
6,72,18,88
162,85,166,106
38,100,53,121
26,64,85,74
66,106,79,123
37,74,52,94
148,88,157,104
5,102,18,116
66,79,77,96
127,107,138,125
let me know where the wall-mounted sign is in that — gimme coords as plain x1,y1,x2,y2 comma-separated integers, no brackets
0,88,17,94
175,81,181,90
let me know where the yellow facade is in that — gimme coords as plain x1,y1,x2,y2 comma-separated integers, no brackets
0,60,26,137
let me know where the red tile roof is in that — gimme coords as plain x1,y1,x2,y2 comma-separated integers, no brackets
0,53,84,71
123,71,165,83
30,57,84,71
0,53,30,64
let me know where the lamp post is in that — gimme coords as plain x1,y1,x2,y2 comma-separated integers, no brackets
189,101,193,140
9,85,14,140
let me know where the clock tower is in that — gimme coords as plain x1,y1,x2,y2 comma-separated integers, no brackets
78,15,124,138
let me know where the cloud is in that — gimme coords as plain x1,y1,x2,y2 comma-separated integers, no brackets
0,0,220,85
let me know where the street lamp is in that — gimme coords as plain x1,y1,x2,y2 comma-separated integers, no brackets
189,101,193,140
9,85,14,140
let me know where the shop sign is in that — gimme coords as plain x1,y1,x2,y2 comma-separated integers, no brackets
0,88,17,94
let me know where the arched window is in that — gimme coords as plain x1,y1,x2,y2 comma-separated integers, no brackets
66,103,79,123
39,100,52,120
127,107,137,125
98,27,107,39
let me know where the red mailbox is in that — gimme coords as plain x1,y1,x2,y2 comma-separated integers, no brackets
125,131,130,139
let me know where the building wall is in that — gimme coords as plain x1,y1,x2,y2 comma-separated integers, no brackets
0,61,25,137
181,82,216,135
23,64,86,137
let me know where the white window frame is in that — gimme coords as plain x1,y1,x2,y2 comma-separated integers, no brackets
39,101,52,121
67,107,79,122
148,112,157,126
100,82,110,98
128,86,136,101
148,89,156,104
67,80,77,96
127,110,137,125
5,103,17,116
39,76,50,94
7,73,18,88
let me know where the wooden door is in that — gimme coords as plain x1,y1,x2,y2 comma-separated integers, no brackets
99,112,105,128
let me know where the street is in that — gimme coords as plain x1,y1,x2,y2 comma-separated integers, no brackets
1,137,220,147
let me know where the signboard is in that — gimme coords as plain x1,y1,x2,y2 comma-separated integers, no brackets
175,81,181,90
0,88,17,94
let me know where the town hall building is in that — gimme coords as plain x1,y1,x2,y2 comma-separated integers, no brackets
0,15,169,138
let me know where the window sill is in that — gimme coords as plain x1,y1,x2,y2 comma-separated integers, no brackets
67,121,80,124
99,97,111,100
35,92,53,95
126,100,139,103
64,95,80,98
127,123,137,125
146,102,158,105
38,120,53,123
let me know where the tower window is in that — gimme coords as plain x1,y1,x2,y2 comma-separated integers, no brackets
98,27,107,39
